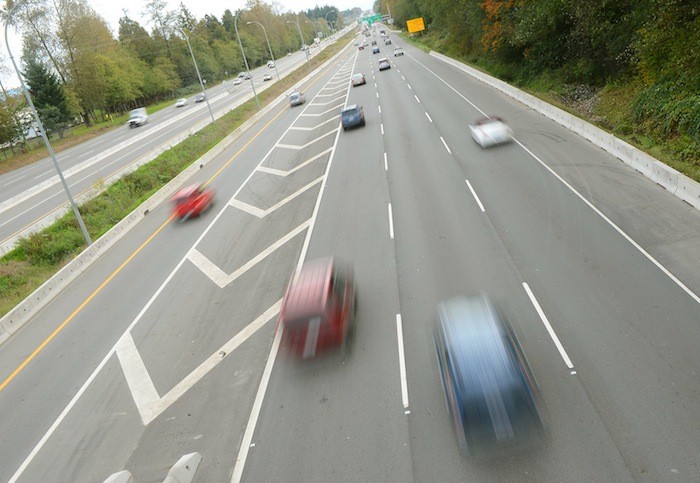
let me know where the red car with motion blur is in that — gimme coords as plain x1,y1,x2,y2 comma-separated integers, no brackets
171,183,214,221
279,257,356,359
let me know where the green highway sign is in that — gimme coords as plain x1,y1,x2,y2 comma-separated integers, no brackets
361,13,382,25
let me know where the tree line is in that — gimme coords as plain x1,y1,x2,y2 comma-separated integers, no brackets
378,0,699,162
0,0,345,151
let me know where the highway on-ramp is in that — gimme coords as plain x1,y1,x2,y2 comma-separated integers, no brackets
0,29,698,482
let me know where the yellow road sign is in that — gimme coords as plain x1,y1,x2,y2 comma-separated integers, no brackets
406,17,425,33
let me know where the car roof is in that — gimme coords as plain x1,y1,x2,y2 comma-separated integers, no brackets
171,183,202,200
379,58,389,62
282,257,335,322
438,295,520,388
352,73,364,77
342,104,360,113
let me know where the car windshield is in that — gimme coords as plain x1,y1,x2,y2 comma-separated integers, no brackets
129,109,144,119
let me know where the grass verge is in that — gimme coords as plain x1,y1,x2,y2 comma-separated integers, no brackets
0,31,355,319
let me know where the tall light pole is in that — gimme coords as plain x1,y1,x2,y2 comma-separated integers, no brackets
247,21,280,81
234,10,260,109
287,19,311,71
178,28,215,123
2,1,92,246
325,11,335,35
306,19,319,42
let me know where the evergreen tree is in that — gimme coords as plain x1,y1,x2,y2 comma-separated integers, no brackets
24,58,72,138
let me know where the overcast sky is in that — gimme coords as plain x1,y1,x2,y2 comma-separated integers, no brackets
1,0,373,88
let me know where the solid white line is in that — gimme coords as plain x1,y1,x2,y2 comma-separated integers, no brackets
414,95,420,103
230,50,358,483
384,152,388,171
408,50,700,306
465,180,485,212
522,282,574,369
381,123,384,135
388,203,394,239
425,112,433,123
440,136,452,154
396,314,409,408
514,140,700,306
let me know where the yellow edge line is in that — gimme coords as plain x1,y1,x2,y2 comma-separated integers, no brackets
0,49,350,393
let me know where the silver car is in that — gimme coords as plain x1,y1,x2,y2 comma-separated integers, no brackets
289,91,306,107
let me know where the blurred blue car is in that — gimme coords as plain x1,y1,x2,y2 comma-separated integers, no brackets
341,104,365,130
435,295,546,454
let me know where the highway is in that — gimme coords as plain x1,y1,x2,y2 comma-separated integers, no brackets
0,28,699,482
0,41,329,254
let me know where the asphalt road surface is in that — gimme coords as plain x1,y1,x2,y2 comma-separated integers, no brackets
0,28,698,482
0,39,333,254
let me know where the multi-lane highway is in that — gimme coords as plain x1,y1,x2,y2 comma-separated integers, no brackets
0,40,333,254
0,27,699,482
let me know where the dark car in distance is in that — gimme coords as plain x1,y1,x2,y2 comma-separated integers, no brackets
435,295,547,455
341,105,365,130
372,46,380,54
195,93,206,103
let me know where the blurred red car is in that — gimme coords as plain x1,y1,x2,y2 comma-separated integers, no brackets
279,257,355,359
171,183,214,220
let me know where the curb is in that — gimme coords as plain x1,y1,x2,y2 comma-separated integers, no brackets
430,51,700,211
0,33,357,346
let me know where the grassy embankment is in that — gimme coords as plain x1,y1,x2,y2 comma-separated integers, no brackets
401,31,700,183
0,31,355,318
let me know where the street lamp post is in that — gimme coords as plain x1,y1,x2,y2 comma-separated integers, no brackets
178,29,215,123
234,10,260,109
287,19,311,71
324,11,335,37
247,21,280,82
2,1,92,246
306,19,319,42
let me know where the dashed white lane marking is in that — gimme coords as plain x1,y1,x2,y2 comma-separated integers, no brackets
414,95,420,103
376,92,379,98
465,180,485,212
388,202,394,239
384,152,388,171
425,112,433,123
33,169,53,180
396,314,410,409
378,105,382,114
440,136,451,154
407,84,412,90
381,124,384,135
405,50,700,307
522,282,574,369
401,75,405,80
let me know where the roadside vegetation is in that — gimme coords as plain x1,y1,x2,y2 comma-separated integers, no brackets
382,0,699,181
0,0,352,170
0,30,355,318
